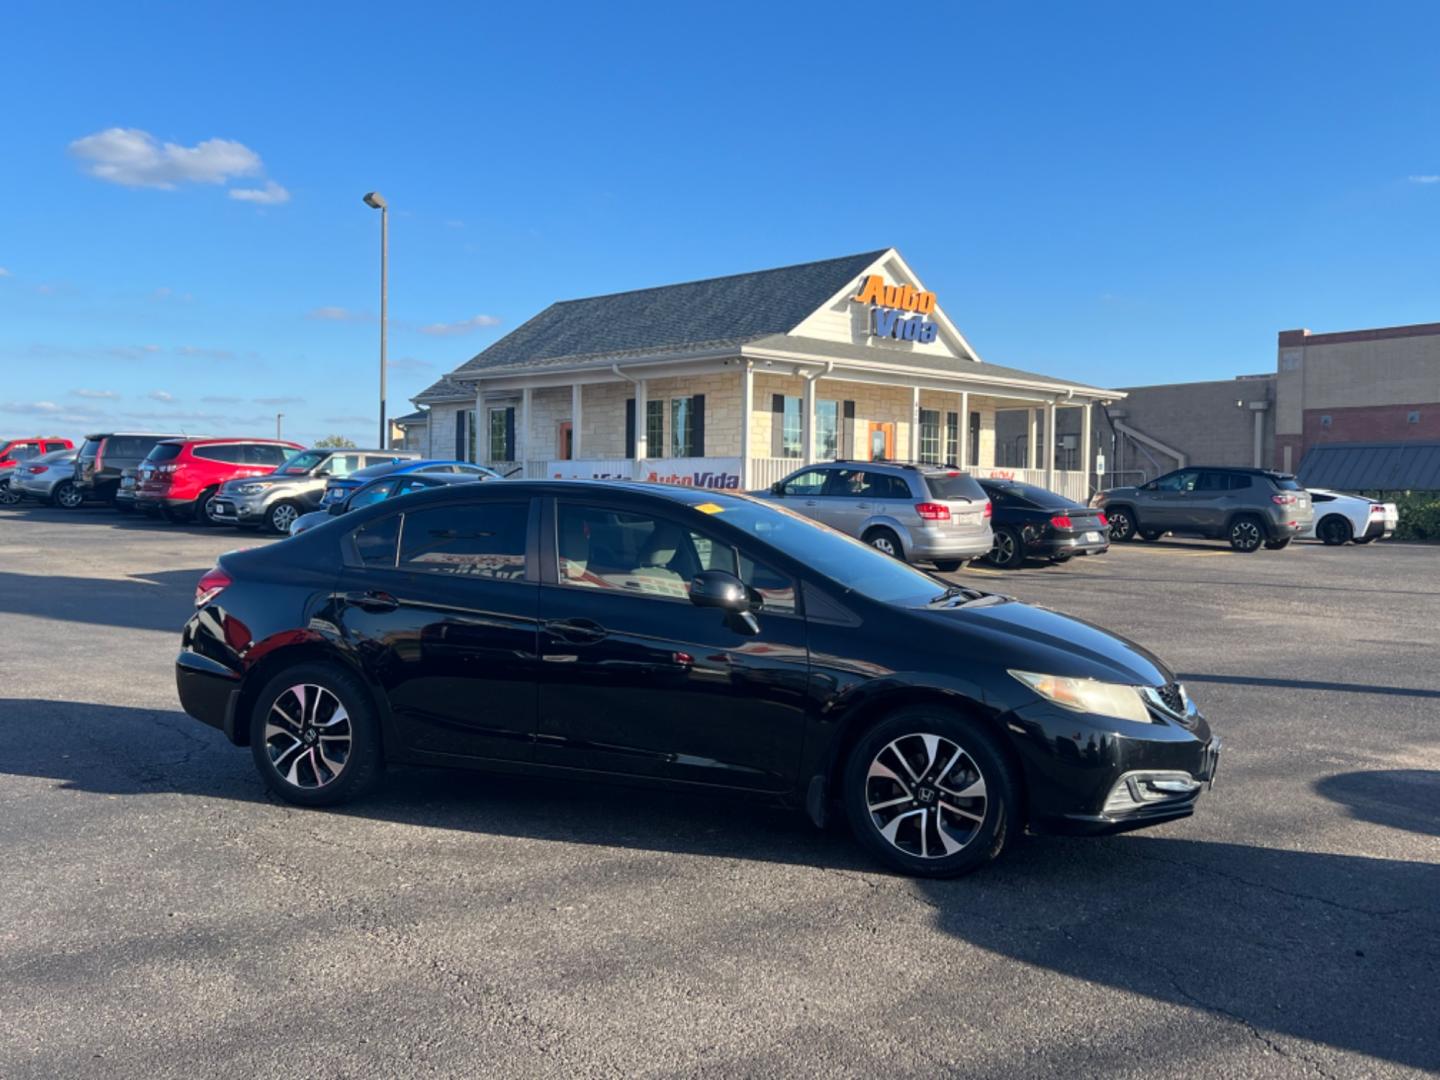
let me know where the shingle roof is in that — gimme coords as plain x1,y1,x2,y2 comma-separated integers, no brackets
451,250,889,377
413,374,473,403
390,409,427,425
1297,441,1440,492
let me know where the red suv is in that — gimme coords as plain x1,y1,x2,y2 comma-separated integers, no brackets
135,438,303,523
0,436,75,505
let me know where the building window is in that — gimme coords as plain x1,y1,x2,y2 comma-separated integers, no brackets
918,408,942,464
646,399,665,458
945,412,959,464
488,408,509,462
1408,411,1421,424
781,396,803,458
670,397,695,457
1320,414,1332,428
815,400,840,460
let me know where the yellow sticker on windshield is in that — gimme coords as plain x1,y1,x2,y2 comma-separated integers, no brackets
694,502,724,514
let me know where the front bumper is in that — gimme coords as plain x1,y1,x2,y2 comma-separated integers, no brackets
1004,698,1217,836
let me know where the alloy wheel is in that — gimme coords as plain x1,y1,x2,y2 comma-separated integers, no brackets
864,733,988,859
269,503,299,532
263,683,352,789
55,482,83,509
1109,510,1133,541
990,530,1016,565
1231,519,1262,551
0,481,18,506
870,534,896,556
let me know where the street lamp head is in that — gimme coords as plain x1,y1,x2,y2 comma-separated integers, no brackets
363,191,387,210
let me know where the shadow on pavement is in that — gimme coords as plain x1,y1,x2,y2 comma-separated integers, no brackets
3,698,1437,1072
1181,672,1440,700
1315,769,1440,838
0,568,209,633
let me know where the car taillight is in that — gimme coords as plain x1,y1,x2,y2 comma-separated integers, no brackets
94,441,106,474
1098,512,1109,527
1272,494,1296,505
195,567,232,607
28,465,46,474
983,501,993,518
915,502,951,521
1370,504,1384,514
1050,514,1073,529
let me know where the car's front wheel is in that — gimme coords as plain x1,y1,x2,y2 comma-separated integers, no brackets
844,707,1021,878
863,527,906,561
1229,514,1265,552
249,662,383,807
265,500,303,534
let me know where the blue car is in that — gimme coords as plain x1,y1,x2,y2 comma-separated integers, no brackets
320,459,500,507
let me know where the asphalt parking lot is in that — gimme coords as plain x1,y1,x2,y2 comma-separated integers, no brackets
1,504,1437,1079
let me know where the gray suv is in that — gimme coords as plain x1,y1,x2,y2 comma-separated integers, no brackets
759,461,993,570
1094,467,1314,552
208,447,417,533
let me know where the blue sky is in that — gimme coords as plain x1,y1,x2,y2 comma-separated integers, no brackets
2,1,1438,447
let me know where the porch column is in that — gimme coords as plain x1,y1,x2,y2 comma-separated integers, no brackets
633,378,648,479
473,384,484,463
426,410,434,459
520,386,533,476
739,362,753,487
909,386,921,460
571,383,583,460
802,373,817,465
1080,401,1093,492
1044,401,1057,489
958,392,970,469
1027,409,1039,470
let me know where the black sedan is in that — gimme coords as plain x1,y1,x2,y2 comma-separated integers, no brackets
176,481,1218,878
978,478,1111,569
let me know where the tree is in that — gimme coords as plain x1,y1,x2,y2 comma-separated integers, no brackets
314,434,357,449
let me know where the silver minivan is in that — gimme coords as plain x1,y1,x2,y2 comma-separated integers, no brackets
759,461,993,569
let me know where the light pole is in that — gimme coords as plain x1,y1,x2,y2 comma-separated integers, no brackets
363,191,388,448
275,412,284,440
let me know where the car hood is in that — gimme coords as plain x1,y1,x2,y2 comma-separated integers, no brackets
919,597,1172,687
220,472,312,493
1096,486,1140,501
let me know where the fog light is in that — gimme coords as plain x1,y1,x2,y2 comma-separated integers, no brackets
1102,771,1202,814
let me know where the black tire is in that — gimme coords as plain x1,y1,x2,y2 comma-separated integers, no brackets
863,527,906,562
1107,506,1136,542
115,501,135,514
160,505,189,524
51,480,84,509
932,559,963,572
1317,515,1352,546
0,480,18,507
842,705,1022,878
1139,529,1163,542
264,500,304,535
1228,514,1265,553
987,525,1025,569
192,486,221,527
1051,553,1073,563
1263,537,1292,550
1353,534,1376,544
249,661,384,807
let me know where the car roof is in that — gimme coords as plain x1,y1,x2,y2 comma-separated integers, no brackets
155,437,304,446
83,431,187,439
356,470,479,489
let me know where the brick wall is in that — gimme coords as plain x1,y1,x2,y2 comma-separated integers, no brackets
1301,402,1440,448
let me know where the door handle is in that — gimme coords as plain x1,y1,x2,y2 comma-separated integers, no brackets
342,590,398,613
544,618,608,643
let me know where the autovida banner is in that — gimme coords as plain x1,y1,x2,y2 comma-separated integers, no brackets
547,457,743,490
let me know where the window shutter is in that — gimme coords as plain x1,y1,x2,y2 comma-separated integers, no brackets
771,393,785,457
842,400,856,458
455,410,467,462
691,394,705,457
503,407,516,462
625,398,636,458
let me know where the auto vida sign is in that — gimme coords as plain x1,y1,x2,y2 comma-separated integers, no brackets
549,458,743,490
850,274,939,344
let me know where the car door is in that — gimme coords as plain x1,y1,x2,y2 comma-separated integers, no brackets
1191,471,1235,533
1141,469,1199,530
819,467,884,537
331,496,540,762
776,467,830,524
533,497,811,792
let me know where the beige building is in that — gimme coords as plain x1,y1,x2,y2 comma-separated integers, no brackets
410,249,1120,500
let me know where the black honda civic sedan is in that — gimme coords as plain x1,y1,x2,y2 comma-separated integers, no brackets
176,481,1219,877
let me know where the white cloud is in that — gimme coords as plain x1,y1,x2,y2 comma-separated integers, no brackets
72,388,120,400
0,267,10,277
229,180,291,205
148,390,176,402
419,314,502,336
1408,175,1440,184
307,305,368,322
387,356,434,373
254,395,304,406
201,395,242,404
176,345,236,361
2,400,63,414
69,128,264,190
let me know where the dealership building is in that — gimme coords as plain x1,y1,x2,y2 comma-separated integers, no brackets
409,249,1119,499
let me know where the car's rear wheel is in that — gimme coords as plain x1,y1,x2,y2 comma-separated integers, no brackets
1228,514,1264,552
0,480,18,507
1264,537,1292,550
1139,529,1163,542
863,527,905,562
1353,534,1376,544
51,480,84,509
932,559,963,572
1317,515,1352,546
265,500,302,534
193,486,221,527
987,526,1025,569
843,706,1020,878
249,662,383,807
1107,507,1136,542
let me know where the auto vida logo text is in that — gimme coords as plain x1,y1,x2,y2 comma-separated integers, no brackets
851,274,939,344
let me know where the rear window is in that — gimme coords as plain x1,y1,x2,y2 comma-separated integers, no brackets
78,438,103,459
1268,474,1303,491
108,436,166,458
146,443,184,463
924,472,988,503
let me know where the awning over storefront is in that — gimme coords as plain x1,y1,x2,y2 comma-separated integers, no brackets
1297,441,1440,492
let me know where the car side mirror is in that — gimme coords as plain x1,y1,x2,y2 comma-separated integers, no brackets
1141,482,1155,491
689,570,749,611
769,482,784,495
327,501,346,516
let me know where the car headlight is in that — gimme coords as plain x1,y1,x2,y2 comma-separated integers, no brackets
236,483,269,494
1009,670,1153,724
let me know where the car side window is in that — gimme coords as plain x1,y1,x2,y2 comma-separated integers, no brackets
350,480,400,509
44,441,67,453
556,502,797,612
395,477,438,496
419,463,456,474
1311,492,1333,503
1153,470,1199,492
781,469,827,497
1229,474,1252,490
822,469,868,497
250,444,290,466
351,514,402,567
398,502,529,580
866,473,910,499
1196,471,1229,492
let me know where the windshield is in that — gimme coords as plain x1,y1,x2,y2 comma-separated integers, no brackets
714,498,945,606
279,449,329,475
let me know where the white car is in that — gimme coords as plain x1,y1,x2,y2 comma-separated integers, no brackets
1301,489,1397,546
